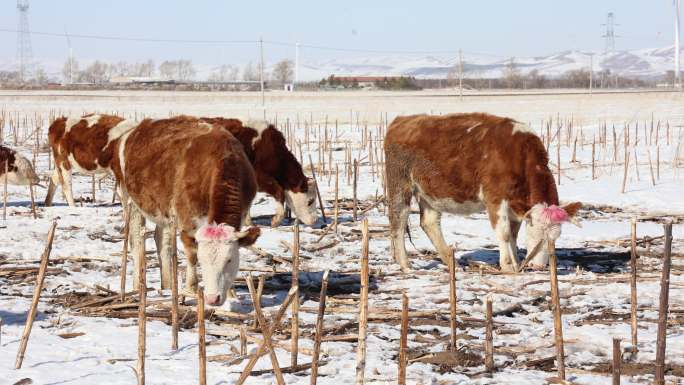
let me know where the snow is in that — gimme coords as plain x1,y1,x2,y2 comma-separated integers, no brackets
1,91,683,384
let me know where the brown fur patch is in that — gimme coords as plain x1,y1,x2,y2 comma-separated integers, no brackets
200,118,308,204
0,145,17,175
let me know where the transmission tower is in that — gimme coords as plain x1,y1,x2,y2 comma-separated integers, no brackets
601,12,619,54
16,0,33,82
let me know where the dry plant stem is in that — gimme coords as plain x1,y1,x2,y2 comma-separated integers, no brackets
29,184,36,219
334,164,339,234
448,250,457,352
197,286,207,385
353,160,359,221
485,295,494,372
398,292,409,385
120,213,130,302
243,274,285,385
548,241,566,380
629,217,638,352
3,161,8,221
612,338,621,385
137,227,147,385
14,221,57,369
654,223,672,385
170,222,179,351
310,269,330,385
291,220,300,367
355,218,370,385
308,154,327,223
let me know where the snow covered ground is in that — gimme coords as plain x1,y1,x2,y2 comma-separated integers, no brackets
1,92,683,384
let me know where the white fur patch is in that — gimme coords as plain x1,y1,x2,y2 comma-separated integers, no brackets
117,129,135,182
246,120,270,145
64,117,81,133
107,119,138,144
84,114,101,128
512,122,533,134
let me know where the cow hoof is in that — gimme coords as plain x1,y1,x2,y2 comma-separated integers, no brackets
271,214,285,227
181,286,197,297
529,264,547,271
499,264,515,273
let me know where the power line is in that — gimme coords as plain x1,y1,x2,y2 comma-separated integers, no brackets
0,28,257,44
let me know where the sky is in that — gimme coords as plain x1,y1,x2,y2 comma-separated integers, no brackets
0,0,679,75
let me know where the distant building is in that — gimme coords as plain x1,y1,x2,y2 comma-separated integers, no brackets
325,75,407,89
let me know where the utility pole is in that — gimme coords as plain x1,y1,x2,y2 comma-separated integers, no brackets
589,53,594,94
676,0,681,89
259,36,265,107
295,42,300,91
458,49,463,100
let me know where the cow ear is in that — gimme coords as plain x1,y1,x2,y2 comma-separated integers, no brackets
562,202,582,217
237,227,261,247
562,202,582,227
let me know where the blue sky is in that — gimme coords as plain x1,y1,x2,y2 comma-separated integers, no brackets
0,1,678,68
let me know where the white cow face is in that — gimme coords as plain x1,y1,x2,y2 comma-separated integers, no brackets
524,202,582,269
196,223,251,306
285,178,318,225
3,155,40,186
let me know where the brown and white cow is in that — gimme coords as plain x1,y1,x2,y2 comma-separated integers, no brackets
0,144,40,186
115,116,260,306
199,117,317,226
45,114,137,207
384,113,581,272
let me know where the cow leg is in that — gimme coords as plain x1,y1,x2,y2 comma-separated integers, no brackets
418,199,453,265
242,210,253,227
44,169,60,207
59,165,76,208
487,200,519,272
271,200,286,227
154,224,174,290
387,185,412,272
180,231,198,295
129,206,147,289
510,220,521,264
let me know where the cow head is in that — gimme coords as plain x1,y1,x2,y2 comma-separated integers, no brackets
523,202,582,269
2,153,40,186
195,223,260,306
285,177,318,225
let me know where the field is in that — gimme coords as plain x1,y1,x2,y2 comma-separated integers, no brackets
1,89,683,385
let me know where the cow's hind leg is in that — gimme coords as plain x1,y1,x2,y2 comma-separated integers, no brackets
44,169,60,207
418,199,453,265
180,231,199,295
386,170,412,271
59,165,76,207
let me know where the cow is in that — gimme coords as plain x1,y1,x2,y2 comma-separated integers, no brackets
114,116,260,306
45,114,136,207
199,117,317,227
46,115,317,228
0,144,40,186
384,113,581,273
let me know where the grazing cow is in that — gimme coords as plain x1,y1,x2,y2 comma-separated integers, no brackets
199,117,317,226
0,144,40,185
384,113,581,272
45,114,136,207
116,116,260,306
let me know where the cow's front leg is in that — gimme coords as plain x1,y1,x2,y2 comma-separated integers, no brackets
154,224,174,290
488,200,519,272
180,231,198,295
419,198,453,265
270,187,287,227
